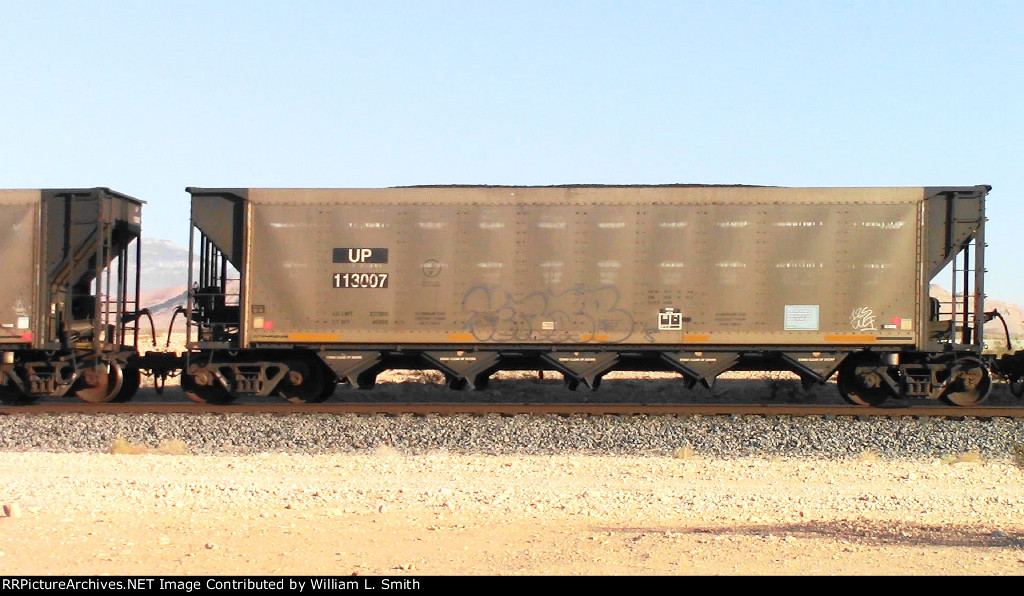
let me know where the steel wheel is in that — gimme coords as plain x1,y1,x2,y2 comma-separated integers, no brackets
278,357,332,403
110,365,141,403
181,368,235,404
942,359,992,406
836,353,892,406
74,361,124,403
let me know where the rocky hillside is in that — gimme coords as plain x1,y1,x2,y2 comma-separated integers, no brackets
137,238,190,293
135,239,190,338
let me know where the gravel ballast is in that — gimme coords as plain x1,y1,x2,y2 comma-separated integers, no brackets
1,412,1023,459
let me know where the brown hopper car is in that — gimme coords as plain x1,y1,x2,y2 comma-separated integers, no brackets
181,185,994,406
0,188,144,404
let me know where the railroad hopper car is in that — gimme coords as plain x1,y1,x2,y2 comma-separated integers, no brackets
182,185,992,406
0,188,144,403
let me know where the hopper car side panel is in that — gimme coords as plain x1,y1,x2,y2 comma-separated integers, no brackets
241,190,921,348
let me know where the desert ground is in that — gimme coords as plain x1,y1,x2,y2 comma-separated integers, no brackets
1,443,1023,576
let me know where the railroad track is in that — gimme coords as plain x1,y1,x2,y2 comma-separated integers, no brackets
5,378,1024,418
3,401,1023,418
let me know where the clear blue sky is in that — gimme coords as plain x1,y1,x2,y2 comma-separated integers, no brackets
2,1,1022,300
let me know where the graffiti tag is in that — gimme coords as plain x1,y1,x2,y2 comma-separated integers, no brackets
850,306,877,332
461,285,636,343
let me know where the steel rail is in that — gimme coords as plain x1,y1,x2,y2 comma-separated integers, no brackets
2,402,1022,418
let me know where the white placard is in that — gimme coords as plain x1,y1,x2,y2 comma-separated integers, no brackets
784,305,819,331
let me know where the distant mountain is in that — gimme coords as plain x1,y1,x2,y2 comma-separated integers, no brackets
139,238,191,293
132,239,190,337
133,238,239,339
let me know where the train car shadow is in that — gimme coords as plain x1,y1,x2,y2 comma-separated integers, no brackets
596,520,1024,549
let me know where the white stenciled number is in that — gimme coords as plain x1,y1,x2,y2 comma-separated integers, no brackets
333,273,389,288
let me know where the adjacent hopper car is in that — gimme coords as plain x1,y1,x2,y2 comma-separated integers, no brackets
0,184,1013,406
0,188,144,404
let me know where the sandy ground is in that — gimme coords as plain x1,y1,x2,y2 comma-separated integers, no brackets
1,451,1023,576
